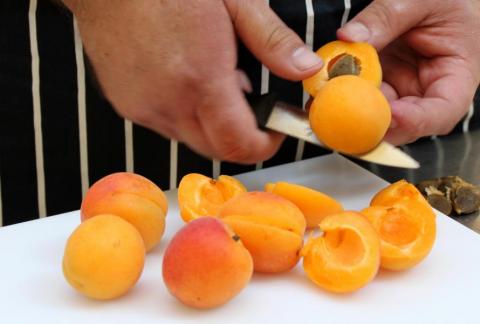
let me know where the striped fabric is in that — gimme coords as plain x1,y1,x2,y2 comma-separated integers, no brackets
0,0,477,226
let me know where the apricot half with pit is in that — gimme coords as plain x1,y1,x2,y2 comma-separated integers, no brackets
303,40,382,97
218,192,306,273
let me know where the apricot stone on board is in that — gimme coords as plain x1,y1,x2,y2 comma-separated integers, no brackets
162,217,253,309
218,191,306,273
265,181,343,228
63,214,145,300
81,172,168,252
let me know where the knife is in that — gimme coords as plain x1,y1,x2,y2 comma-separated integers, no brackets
247,92,420,169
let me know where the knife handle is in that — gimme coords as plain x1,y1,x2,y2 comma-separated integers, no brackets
245,92,278,129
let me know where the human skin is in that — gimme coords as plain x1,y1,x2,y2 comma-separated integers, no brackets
61,0,323,164
339,0,480,144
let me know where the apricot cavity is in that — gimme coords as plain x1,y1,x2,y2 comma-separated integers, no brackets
301,212,380,293
218,192,306,273
362,180,437,271
265,181,343,228
162,217,253,309
178,173,247,222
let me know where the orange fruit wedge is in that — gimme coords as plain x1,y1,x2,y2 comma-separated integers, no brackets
301,211,380,293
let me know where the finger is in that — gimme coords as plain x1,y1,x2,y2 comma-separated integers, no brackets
196,73,285,164
337,1,430,51
225,0,323,81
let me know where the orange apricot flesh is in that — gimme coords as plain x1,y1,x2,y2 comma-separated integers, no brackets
218,192,306,273
177,173,247,222
265,181,343,229
303,40,382,97
80,172,168,252
301,211,380,293
309,75,391,155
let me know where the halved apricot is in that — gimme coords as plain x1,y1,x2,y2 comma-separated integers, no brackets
265,181,343,229
178,173,247,222
218,191,306,273
309,75,391,155
362,180,437,271
301,211,380,293
303,40,382,97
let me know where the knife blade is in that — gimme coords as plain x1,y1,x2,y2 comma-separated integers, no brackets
247,93,420,169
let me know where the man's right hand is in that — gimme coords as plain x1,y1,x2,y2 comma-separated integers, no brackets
63,0,323,163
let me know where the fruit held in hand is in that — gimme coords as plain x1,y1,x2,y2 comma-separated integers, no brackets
309,75,391,155
63,214,145,300
218,192,306,273
178,173,247,222
162,217,253,309
265,181,343,228
303,40,382,97
362,180,436,271
81,172,168,252
301,212,380,293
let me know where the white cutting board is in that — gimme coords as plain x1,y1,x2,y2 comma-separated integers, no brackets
1,154,479,324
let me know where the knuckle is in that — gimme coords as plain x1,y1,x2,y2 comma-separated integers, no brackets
216,139,252,162
370,1,400,33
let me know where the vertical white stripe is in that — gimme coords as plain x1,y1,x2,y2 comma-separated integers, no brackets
0,176,3,227
29,0,46,218
463,102,475,133
73,19,90,197
212,159,221,179
169,140,178,189
295,0,315,162
256,0,270,171
124,120,134,172
341,0,352,26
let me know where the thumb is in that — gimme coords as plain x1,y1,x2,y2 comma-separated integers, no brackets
225,0,323,81
337,1,429,50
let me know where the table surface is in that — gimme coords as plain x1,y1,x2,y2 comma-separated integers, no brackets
1,154,480,324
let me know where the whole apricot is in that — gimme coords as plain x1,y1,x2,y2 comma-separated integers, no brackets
81,172,168,252
265,181,343,228
362,180,437,271
301,212,380,293
63,214,145,300
303,40,382,97
218,192,306,273
309,75,391,155
162,217,253,309
178,173,247,222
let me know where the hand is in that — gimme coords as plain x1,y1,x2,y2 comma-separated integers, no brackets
338,0,480,144
63,0,323,163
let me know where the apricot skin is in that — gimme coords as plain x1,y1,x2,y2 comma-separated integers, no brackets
309,75,391,155
162,217,253,309
218,192,306,273
81,172,168,252
265,181,343,229
62,214,145,300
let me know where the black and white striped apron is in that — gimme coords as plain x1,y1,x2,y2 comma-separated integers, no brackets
1,0,478,226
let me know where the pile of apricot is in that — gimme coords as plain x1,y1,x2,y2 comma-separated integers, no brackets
303,40,391,155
